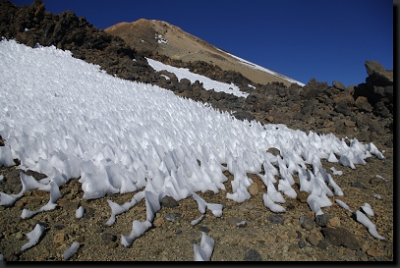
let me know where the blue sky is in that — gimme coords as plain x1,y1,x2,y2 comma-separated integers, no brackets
14,0,393,87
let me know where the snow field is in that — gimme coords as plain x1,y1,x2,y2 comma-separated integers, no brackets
0,40,386,259
146,57,249,98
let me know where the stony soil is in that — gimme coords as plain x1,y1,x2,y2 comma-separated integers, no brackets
0,146,393,261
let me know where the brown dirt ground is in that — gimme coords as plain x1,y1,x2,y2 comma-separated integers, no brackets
0,146,393,261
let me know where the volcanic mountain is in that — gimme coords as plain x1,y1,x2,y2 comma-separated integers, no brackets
104,19,305,87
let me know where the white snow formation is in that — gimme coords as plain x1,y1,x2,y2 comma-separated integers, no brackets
63,242,81,260
353,210,385,240
330,167,343,176
146,57,248,98
360,203,374,217
20,224,45,252
375,174,388,182
76,206,85,218
0,39,387,258
193,232,214,261
191,215,205,226
335,199,353,213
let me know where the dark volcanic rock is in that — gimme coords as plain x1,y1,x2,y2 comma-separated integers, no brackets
244,249,263,261
365,61,393,87
332,81,345,91
321,227,360,250
316,214,331,227
355,96,373,112
161,195,179,208
233,111,255,122
334,101,351,116
101,232,117,245
267,215,284,225
352,181,365,189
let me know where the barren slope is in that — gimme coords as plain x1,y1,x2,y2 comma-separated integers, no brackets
105,19,304,87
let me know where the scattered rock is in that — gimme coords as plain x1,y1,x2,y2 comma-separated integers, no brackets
352,181,365,189
244,249,262,261
267,147,280,156
306,233,321,246
248,183,259,196
53,231,66,244
327,217,340,228
296,191,309,203
296,230,303,239
316,214,331,227
321,227,360,250
198,226,210,233
365,61,393,86
332,81,345,91
161,195,179,208
298,239,307,248
153,217,165,227
366,248,380,257
317,239,329,250
267,215,284,225
355,96,373,112
278,233,288,240
84,206,95,217
227,217,242,226
300,216,314,231
101,233,117,245
286,203,295,210
165,212,181,222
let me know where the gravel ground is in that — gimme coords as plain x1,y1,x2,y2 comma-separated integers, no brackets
0,146,393,262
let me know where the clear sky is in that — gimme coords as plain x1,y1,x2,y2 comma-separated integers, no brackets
13,0,394,87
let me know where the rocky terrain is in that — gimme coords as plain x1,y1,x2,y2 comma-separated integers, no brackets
0,0,394,262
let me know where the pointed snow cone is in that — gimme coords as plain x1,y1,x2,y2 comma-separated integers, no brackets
360,203,374,217
193,232,215,261
192,192,207,214
0,144,15,167
21,181,61,219
367,143,384,159
353,210,384,240
145,191,161,222
121,220,152,247
75,206,85,219
20,224,45,252
263,193,286,213
327,152,338,163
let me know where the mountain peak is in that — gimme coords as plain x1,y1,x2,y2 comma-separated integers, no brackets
105,19,304,87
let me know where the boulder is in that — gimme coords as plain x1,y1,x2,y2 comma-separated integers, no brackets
365,61,393,87
332,81,345,91
334,102,351,116
355,96,373,112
